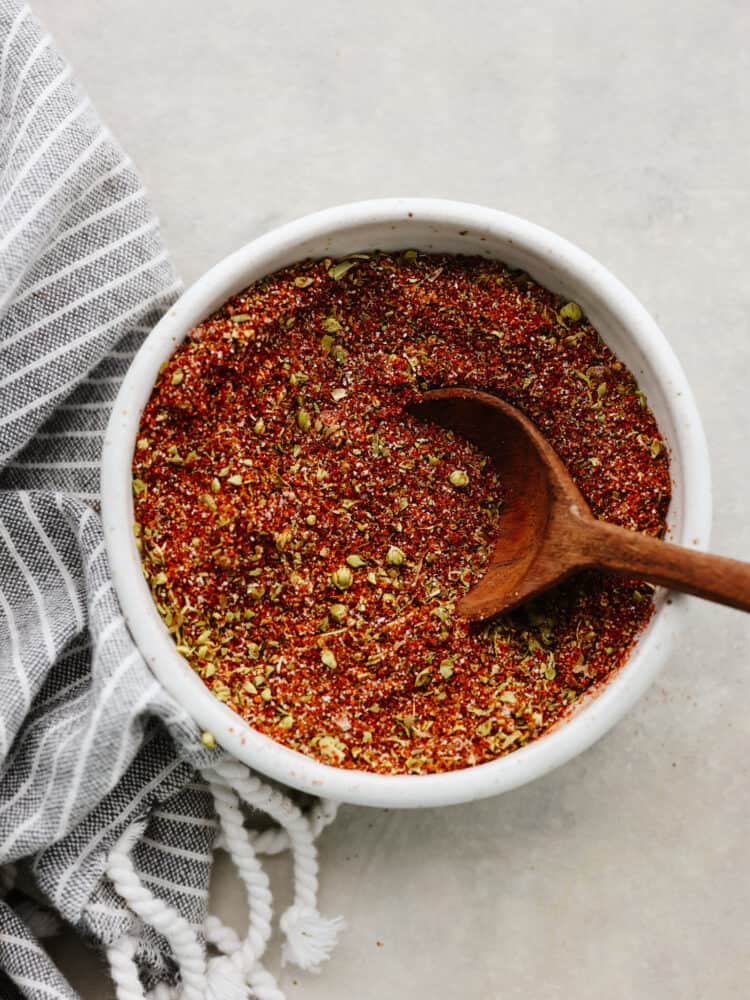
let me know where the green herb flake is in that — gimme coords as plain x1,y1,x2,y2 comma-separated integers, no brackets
321,648,337,668
332,566,354,590
386,545,406,566
212,681,231,703
559,301,583,323
296,408,312,432
328,260,359,281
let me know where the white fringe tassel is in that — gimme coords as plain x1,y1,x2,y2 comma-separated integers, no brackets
103,760,343,1000
279,904,344,972
205,758,345,974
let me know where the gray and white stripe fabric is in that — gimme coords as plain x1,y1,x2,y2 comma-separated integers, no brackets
0,1,226,995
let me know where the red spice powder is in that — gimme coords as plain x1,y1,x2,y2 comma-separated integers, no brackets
133,252,670,774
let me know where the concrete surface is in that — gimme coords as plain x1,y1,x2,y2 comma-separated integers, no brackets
33,1,750,997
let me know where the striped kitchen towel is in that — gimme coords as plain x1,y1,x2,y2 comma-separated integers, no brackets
0,3,342,998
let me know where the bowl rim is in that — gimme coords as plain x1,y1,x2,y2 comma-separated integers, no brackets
101,197,712,808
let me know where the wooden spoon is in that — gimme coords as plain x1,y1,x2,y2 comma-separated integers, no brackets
410,388,750,621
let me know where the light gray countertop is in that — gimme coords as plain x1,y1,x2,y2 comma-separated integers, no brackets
34,1,750,997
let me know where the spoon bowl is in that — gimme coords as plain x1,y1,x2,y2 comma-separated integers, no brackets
412,388,750,620
410,388,591,618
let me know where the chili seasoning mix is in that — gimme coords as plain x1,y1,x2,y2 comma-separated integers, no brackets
133,251,670,775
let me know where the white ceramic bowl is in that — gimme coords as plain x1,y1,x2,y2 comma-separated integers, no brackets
101,198,711,808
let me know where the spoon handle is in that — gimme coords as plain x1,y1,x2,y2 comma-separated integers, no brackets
583,520,750,613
